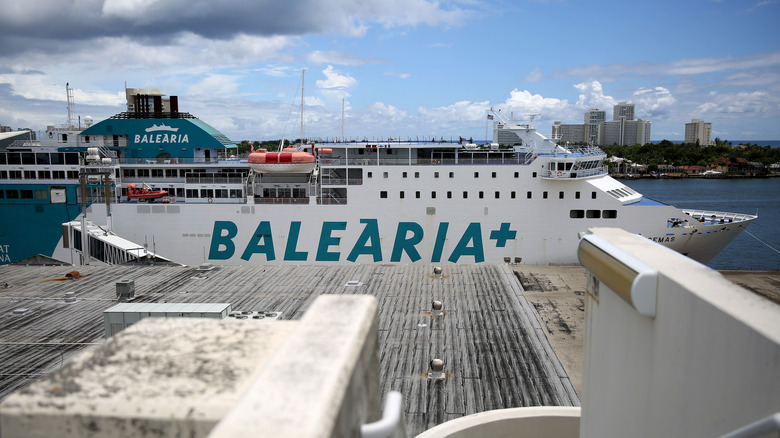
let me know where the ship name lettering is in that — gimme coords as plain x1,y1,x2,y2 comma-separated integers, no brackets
134,134,189,144
650,236,675,243
208,220,515,263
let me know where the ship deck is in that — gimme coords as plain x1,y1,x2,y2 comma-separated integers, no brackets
0,263,579,436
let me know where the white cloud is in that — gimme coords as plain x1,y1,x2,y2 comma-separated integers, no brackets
632,86,675,118
574,81,617,111
525,67,544,83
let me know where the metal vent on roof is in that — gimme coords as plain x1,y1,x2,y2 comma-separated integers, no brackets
346,280,362,287
12,308,29,315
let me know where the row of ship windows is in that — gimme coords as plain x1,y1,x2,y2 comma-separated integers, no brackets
380,190,599,200
0,189,48,200
0,170,80,180
119,188,244,199
368,171,537,179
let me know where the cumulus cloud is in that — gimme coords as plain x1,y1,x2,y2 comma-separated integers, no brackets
632,86,675,118
574,81,617,111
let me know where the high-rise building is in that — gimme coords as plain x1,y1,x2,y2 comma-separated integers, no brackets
613,102,635,121
684,119,712,146
552,121,586,144
584,109,606,144
598,118,651,146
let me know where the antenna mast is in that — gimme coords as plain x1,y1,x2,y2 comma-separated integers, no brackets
300,69,305,146
66,83,75,128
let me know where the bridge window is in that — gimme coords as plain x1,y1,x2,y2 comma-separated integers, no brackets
586,210,601,219
570,210,585,218
603,210,617,219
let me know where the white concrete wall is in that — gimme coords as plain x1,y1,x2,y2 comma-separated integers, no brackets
0,294,381,438
579,228,780,438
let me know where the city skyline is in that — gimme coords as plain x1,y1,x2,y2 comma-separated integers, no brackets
0,0,778,142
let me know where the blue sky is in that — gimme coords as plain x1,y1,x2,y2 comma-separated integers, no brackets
1,0,779,143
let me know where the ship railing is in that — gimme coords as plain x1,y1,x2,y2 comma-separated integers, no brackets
542,167,607,179
321,177,363,186
682,210,757,223
318,153,536,167
255,197,310,205
184,175,245,185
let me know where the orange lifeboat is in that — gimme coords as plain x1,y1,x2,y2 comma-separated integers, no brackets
248,147,316,174
127,183,168,201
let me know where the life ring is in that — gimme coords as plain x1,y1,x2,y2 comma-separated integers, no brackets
208,197,213,203
557,171,562,177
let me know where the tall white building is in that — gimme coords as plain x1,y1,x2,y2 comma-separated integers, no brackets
684,119,712,145
613,102,635,121
598,118,651,146
584,109,606,144
552,121,586,144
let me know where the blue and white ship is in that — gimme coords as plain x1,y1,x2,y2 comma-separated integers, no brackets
0,85,756,266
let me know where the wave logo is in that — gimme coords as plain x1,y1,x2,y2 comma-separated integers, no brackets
145,123,179,133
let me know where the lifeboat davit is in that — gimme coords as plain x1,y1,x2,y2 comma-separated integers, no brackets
126,183,168,201
248,147,316,174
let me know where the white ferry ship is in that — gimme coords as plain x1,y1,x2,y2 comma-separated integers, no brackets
0,86,756,266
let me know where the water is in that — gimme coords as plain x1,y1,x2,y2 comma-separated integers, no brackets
623,178,780,271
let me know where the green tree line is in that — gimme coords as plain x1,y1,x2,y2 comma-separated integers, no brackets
600,139,780,168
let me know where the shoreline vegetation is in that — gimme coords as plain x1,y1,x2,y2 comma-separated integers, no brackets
599,139,780,178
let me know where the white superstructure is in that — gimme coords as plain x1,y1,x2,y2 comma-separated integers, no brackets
50,112,755,266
